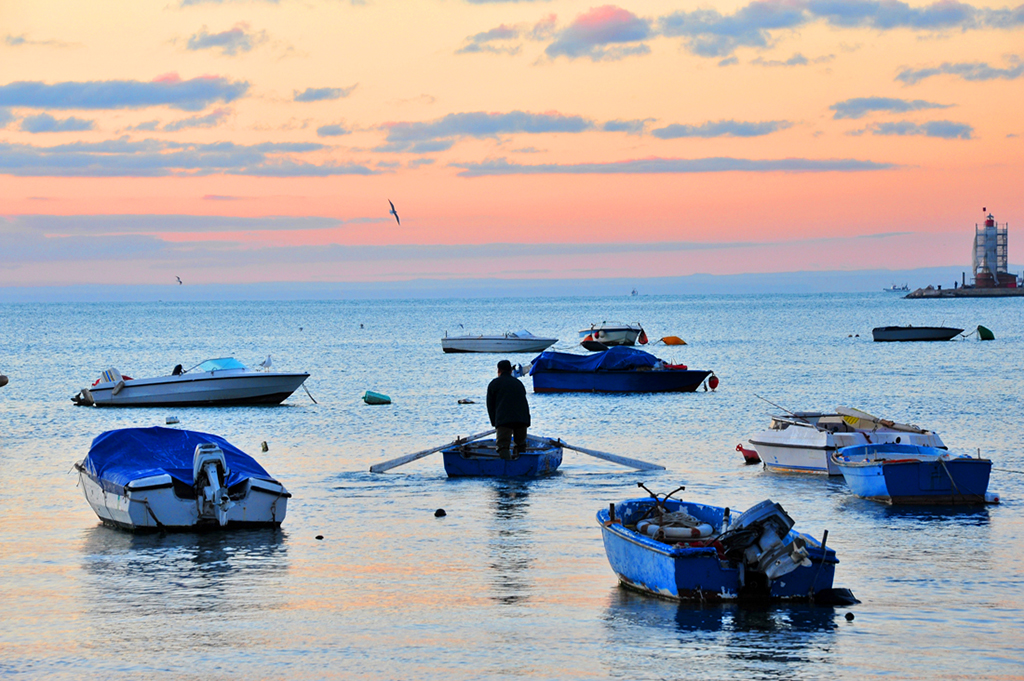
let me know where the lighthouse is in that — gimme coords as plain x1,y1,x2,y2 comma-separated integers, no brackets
972,208,1017,288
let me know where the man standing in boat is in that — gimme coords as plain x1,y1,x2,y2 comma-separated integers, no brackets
487,359,531,460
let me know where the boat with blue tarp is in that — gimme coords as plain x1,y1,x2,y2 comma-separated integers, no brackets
74,427,291,531
597,485,856,604
441,435,562,477
527,346,713,393
832,442,997,505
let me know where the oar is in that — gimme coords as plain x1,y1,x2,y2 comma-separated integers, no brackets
369,429,496,473
546,438,665,471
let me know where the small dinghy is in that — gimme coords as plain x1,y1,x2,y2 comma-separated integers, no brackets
832,443,997,505
441,435,563,477
74,427,290,531
597,484,857,604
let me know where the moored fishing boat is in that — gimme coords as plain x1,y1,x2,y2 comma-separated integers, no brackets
527,346,714,393
871,326,963,342
832,443,997,505
71,357,310,407
74,427,290,531
441,435,562,477
597,485,856,604
747,406,945,475
441,330,557,354
579,321,647,350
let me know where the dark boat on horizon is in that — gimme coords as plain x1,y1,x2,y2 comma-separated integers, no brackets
871,326,962,342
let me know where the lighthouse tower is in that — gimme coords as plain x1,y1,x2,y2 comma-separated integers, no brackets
972,209,1016,288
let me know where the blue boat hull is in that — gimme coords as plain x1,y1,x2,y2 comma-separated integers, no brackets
835,444,992,504
597,499,838,602
532,369,710,393
441,438,562,477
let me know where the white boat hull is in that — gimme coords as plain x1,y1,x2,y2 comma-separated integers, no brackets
578,325,641,347
441,336,556,353
79,371,309,407
76,467,289,531
750,427,946,475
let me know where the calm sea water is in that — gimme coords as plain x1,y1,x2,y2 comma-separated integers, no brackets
1,294,1022,680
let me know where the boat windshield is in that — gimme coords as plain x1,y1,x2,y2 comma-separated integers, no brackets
196,357,247,372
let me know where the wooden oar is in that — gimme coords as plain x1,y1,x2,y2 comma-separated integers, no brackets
369,428,496,473
546,438,665,471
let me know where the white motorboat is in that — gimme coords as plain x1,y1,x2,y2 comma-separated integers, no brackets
441,330,557,353
747,407,946,475
578,321,648,350
74,427,290,531
71,356,309,407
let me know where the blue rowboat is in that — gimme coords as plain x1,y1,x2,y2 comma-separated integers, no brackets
441,436,562,478
528,347,712,393
598,494,854,604
832,443,996,505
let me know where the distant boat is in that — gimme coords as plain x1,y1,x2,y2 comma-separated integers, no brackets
71,357,310,407
832,443,996,505
598,489,857,604
872,326,963,342
631,288,638,296
883,283,910,292
441,436,562,477
579,321,647,350
528,347,713,394
74,427,290,531
441,330,557,354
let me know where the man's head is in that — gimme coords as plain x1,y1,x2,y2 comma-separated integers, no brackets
497,359,513,375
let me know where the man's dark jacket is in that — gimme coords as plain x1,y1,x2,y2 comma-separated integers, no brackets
486,373,531,427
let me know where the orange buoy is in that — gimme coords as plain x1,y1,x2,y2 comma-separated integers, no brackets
638,329,648,344
708,374,719,390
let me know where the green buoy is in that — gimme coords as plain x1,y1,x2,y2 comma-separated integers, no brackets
363,390,392,405
977,325,995,341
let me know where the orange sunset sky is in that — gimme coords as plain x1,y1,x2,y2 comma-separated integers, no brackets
1,0,1022,288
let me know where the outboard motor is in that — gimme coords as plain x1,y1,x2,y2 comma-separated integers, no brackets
193,443,234,525
722,500,811,581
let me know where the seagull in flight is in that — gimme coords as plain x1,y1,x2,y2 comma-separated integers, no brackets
388,199,400,226
176,276,182,285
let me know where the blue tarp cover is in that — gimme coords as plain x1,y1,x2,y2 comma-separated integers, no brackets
83,427,273,489
529,346,661,374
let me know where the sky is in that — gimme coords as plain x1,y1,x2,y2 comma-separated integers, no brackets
1,0,1022,290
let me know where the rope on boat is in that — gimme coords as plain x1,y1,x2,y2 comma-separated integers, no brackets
992,467,1024,475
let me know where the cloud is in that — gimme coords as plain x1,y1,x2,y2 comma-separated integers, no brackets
0,74,248,112
186,23,268,55
659,1,1024,58
751,53,809,67
652,120,792,138
456,15,556,55
866,120,974,139
603,119,651,134
451,156,895,177
896,58,1024,84
294,85,356,102
317,124,349,137
0,108,14,127
20,113,95,133
380,111,593,152
0,138,377,177
163,108,229,132
546,5,652,61
830,96,951,119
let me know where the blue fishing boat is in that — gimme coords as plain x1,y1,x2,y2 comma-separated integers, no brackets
527,347,713,393
441,435,562,477
832,443,996,505
597,486,855,604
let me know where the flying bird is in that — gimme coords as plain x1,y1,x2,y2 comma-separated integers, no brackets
388,199,400,225
176,276,182,285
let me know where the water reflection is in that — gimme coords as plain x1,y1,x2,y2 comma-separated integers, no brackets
486,480,534,606
80,526,289,637
601,587,843,678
